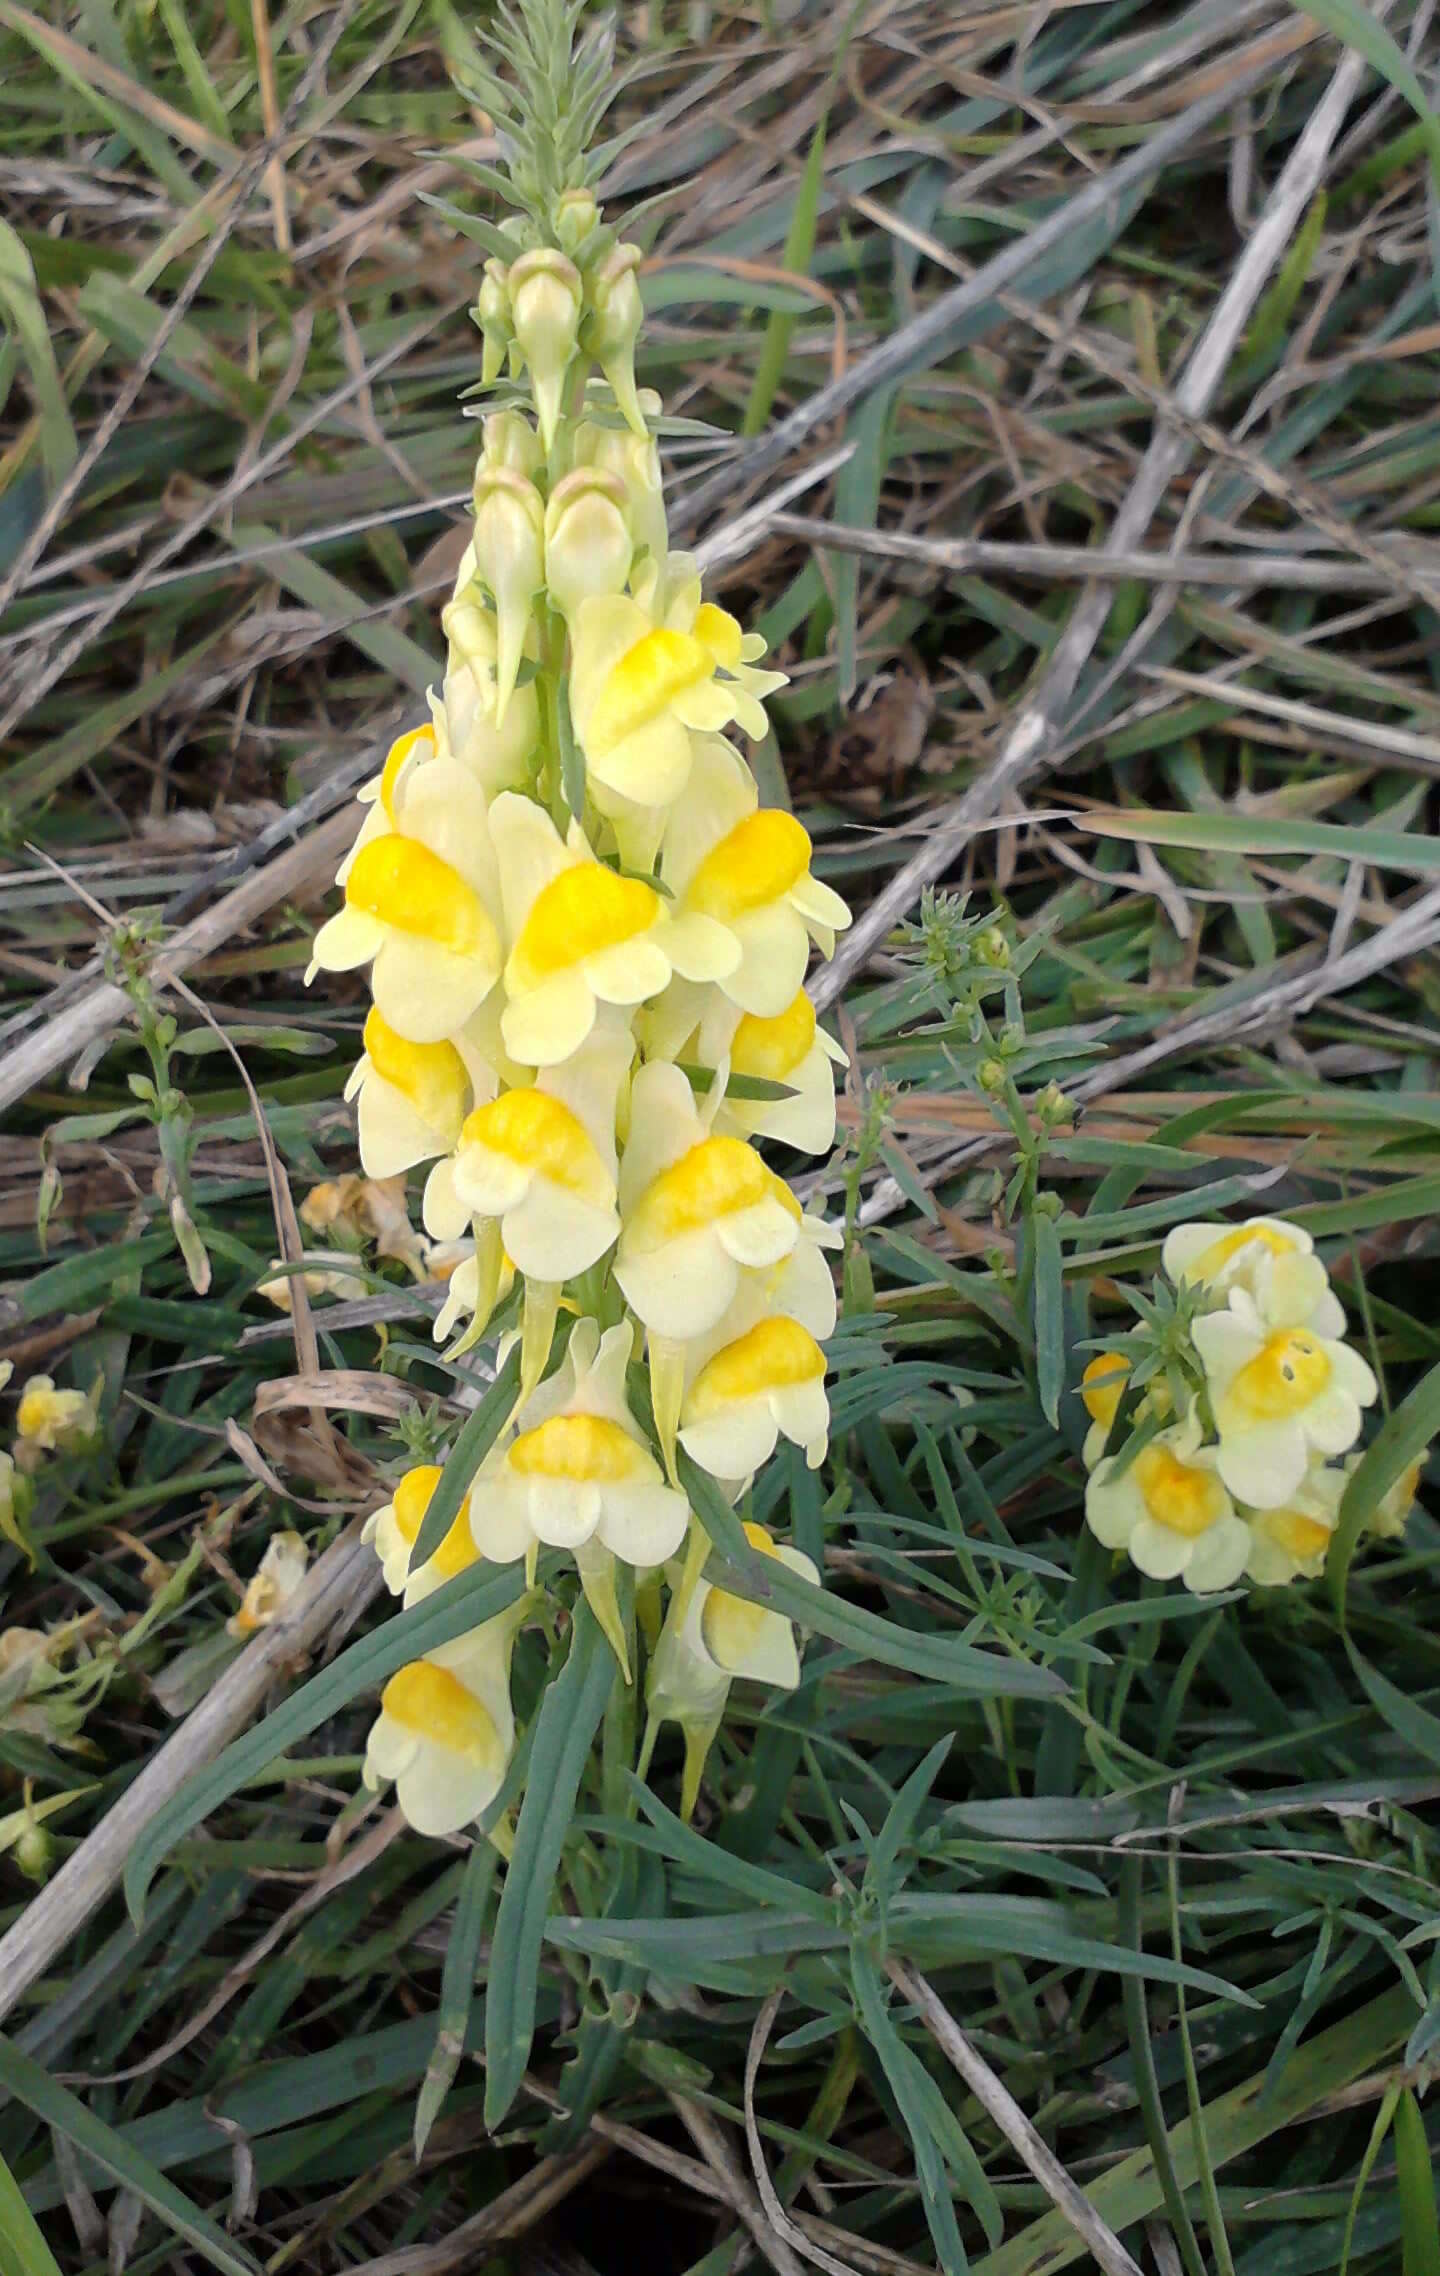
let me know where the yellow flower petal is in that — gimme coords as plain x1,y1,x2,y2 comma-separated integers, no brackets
510,1414,657,1484
390,1466,478,1581
459,1089,614,1211
686,1318,825,1420
347,837,499,960
623,1135,799,1255
685,810,811,922
509,862,660,988
730,991,817,1081
362,1008,470,1143
380,1662,504,1768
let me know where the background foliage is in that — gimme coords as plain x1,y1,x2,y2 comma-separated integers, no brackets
2,3,1440,2273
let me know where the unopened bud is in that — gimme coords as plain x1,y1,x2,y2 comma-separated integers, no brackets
508,248,582,451
977,1057,1006,1096
544,467,632,619
436,605,539,793
16,1817,54,1883
476,260,512,387
584,244,646,434
979,926,1011,969
555,185,601,255
471,467,545,723
1036,1081,1072,1128
575,410,667,569
479,410,542,479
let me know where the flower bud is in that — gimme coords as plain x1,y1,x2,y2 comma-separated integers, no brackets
574,408,667,571
438,598,540,791
977,1057,1006,1096
555,185,601,255
479,410,542,480
543,467,632,620
476,259,512,387
584,243,646,435
16,1815,54,1884
471,467,545,724
508,248,583,451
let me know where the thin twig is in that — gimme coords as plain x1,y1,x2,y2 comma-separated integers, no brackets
885,1958,1145,2276
0,1520,383,2031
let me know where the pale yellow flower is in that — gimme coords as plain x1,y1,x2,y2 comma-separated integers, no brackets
436,583,540,794
227,1532,309,1637
679,1314,830,1482
1080,1350,1130,1469
362,1619,518,1836
423,1022,628,1284
614,1062,837,1344
1243,1464,1344,1587
15,1376,102,1460
432,1232,516,1347
660,736,850,1017
1163,1216,1344,1337
308,755,503,1045
364,1464,482,1604
345,1005,502,1181
1086,1411,1250,1592
1350,1450,1426,1541
489,793,735,1066
570,585,781,819
467,1320,687,1571
646,1520,817,1816
1193,1288,1376,1509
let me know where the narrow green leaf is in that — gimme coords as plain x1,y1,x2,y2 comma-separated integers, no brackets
0,2036,258,2276
1395,2087,1440,2276
1085,806,1440,875
415,1839,499,2157
0,219,76,484
0,2142,65,2276
742,111,828,436
484,1606,618,2126
1293,3,1440,185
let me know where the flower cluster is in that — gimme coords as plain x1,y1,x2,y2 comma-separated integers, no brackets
1082,1216,1418,1593
309,209,849,1836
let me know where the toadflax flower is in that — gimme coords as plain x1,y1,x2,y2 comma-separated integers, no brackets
614,1061,833,1344
569,580,782,819
1079,1350,1148,1469
423,1023,629,1283
1162,1215,1344,1336
645,981,846,1157
489,792,735,1066
365,1464,483,1603
679,1313,830,1483
1193,1287,1377,1509
346,1006,498,1180
646,1520,817,1816
1350,1449,1427,1541
437,579,541,794
15,1375,102,1465
1243,1462,1345,1587
660,735,851,1015
1086,1410,1251,1592
308,756,503,1043
227,1531,310,1637
362,1619,521,1836
467,1320,688,1665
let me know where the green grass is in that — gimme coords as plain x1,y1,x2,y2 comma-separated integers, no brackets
3,3,1440,2273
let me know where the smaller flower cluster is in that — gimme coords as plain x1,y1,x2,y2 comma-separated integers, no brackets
1083,1217,1418,1593
1,1364,103,1561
